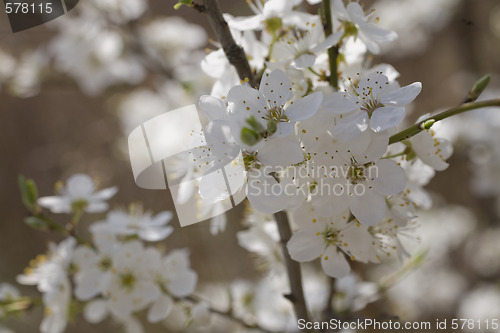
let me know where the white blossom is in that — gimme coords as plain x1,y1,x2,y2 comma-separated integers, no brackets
38,174,117,214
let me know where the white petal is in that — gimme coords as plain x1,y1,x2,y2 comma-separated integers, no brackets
287,229,325,262
341,223,376,263
380,82,422,106
292,53,316,69
346,2,365,21
149,211,173,226
92,186,118,201
228,15,263,31
371,159,406,195
259,69,293,108
246,171,288,214
311,31,343,53
199,95,227,120
84,300,108,324
320,246,351,278
138,226,173,242
37,196,70,213
228,85,268,122
349,189,386,226
75,269,103,300
85,202,109,213
168,270,198,297
332,111,369,142
258,137,304,168
66,174,95,197
331,0,350,21
148,295,173,323
285,92,323,121
323,92,359,114
369,106,405,132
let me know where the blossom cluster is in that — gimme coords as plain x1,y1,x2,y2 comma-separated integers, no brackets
184,0,453,278
16,175,200,333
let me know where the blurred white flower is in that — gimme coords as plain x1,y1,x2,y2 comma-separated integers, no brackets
38,174,117,214
332,0,397,54
101,241,160,320
148,249,198,323
90,206,173,242
17,238,76,333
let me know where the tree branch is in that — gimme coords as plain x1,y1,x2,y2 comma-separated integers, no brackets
202,0,256,87
389,99,500,144
182,295,276,333
274,211,317,332
322,0,339,89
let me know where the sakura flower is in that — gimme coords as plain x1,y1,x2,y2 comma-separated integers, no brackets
72,231,119,301
288,206,378,278
324,72,421,140
228,0,316,32
17,238,76,333
331,0,397,54
90,206,173,242
272,19,342,69
227,69,322,147
410,129,453,171
148,249,198,323
101,241,161,320
38,174,117,214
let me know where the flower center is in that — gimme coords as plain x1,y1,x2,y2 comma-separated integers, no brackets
120,272,137,291
322,228,339,246
347,158,370,184
266,107,289,123
99,256,112,271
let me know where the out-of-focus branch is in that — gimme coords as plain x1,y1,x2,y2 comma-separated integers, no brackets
322,0,339,89
182,295,276,333
202,0,256,87
274,211,317,333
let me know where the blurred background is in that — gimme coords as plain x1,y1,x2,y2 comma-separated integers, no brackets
1,0,500,332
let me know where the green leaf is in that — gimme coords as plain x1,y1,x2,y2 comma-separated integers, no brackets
267,119,277,134
174,0,192,10
241,127,261,146
18,175,38,212
24,216,48,230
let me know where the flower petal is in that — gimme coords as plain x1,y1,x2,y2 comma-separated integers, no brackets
320,246,351,278
285,92,323,122
332,111,369,142
199,95,227,121
138,226,173,242
369,106,405,132
323,92,359,114
287,229,325,262
259,69,293,108
292,53,316,69
380,82,422,106
168,270,198,297
371,159,406,195
311,31,343,53
84,300,108,324
148,295,173,323
258,137,304,168
349,189,386,226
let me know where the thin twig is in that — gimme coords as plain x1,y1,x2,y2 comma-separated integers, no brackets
388,99,500,144
274,211,317,333
202,0,256,87
182,295,277,333
322,0,339,89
